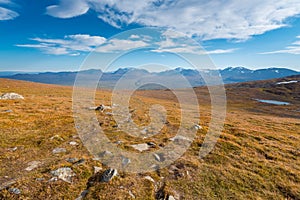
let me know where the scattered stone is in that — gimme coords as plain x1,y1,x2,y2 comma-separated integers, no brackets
66,158,79,164
147,142,156,148
170,135,191,143
105,112,113,116
93,166,102,174
144,176,155,183
4,110,12,113
95,105,112,111
141,128,148,135
129,190,135,198
154,153,165,162
0,179,16,190
50,167,75,183
8,188,21,195
52,147,66,154
25,161,42,171
114,141,122,145
150,164,159,170
69,141,79,146
88,106,98,110
0,93,24,100
72,135,79,139
100,168,117,182
73,158,85,166
75,190,89,200
131,143,150,152
48,177,58,182
35,178,45,181
121,156,131,167
98,150,113,157
8,147,18,152
194,124,202,130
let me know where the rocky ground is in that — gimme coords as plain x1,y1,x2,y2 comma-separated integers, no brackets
0,77,299,199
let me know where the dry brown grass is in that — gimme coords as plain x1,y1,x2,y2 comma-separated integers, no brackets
0,78,299,199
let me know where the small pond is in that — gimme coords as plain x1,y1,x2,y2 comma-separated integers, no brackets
255,99,290,105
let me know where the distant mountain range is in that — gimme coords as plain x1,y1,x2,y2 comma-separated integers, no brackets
1,67,299,89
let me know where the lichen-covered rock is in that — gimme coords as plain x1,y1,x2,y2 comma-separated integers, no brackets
25,161,42,171
50,167,75,183
100,168,117,182
0,93,24,100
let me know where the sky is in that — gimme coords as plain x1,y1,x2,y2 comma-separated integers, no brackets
1,0,300,72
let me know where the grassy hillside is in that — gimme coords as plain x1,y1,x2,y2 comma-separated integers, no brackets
0,77,299,199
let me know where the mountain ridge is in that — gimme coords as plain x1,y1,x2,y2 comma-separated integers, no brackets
1,67,299,89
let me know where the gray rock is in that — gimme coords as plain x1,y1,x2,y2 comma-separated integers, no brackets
169,135,191,145
0,93,24,100
147,142,156,148
8,188,21,195
114,140,122,145
25,161,42,171
73,158,85,166
98,150,113,157
50,167,75,183
0,179,16,191
66,158,79,163
75,189,89,200
154,153,165,162
100,168,117,182
121,156,131,167
52,147,66,154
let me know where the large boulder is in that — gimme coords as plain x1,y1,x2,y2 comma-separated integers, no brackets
0,93,24,100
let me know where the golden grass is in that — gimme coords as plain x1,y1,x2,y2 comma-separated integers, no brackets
0,78,299,199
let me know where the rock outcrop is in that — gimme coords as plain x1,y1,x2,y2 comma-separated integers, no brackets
0,93,24,100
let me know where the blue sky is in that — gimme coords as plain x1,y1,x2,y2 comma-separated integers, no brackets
1,0,300,72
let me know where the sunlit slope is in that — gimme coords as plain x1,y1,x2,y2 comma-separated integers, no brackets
0,78,299,199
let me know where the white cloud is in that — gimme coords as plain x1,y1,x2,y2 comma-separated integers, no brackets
129,34,140,39
206,48,238,55
46,0,300,41
96,39,149,52
46,0,89,19
0,0,18,20
152,46,237,55
16,34,106,55
260,36,300,55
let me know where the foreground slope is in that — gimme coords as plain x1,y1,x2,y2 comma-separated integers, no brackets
0,77,299,199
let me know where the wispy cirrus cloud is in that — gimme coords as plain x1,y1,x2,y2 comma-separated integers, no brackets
260,35,300,55
95,38,149,53
152,30,238,54
16,34,106,55
0,0,18,20
46,0,300,41
16,32,236,56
